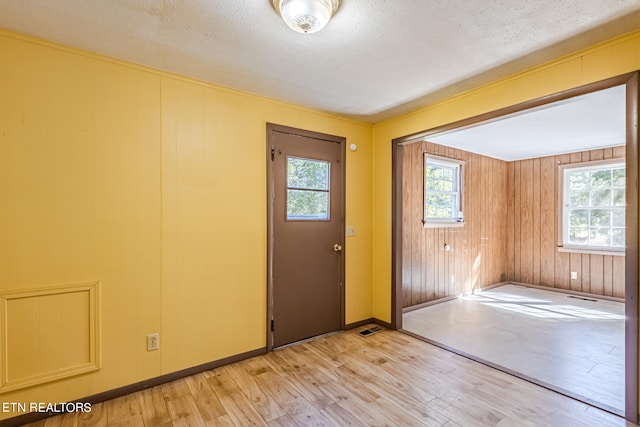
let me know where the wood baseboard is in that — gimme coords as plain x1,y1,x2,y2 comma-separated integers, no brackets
0,347,266,427
402,281,510,313
344,318,393,330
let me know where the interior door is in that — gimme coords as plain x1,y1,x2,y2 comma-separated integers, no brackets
267,124,344,348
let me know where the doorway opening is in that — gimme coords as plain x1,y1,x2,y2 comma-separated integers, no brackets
391,72,639,421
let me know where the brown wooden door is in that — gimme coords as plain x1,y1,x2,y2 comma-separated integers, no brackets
267,124,344,348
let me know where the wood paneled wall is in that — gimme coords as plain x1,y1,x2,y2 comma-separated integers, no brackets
402,143,626,308
401,141,508,308
507,146,626,298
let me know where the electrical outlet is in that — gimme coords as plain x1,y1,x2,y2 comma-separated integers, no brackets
570,271,578,280
147,333,159,351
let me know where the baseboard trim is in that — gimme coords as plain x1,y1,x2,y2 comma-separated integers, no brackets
508,281,625,303
344,318,393,330
401,281,624,314
344,318,374,329
0,347,267,427
373,318,393,329
402,281,510,313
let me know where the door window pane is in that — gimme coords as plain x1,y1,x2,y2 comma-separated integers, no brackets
287,157,329,190
286,157,330,221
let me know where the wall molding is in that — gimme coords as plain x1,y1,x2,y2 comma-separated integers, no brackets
0,282,101,394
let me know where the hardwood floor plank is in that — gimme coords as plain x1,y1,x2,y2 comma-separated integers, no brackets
336,345,441,404
183,372,231,423
280,397,336,426
337,362,448,426
264,350,337,409
315,378,403,426
205,369,269,426
427,395,508,427
319,402,364,426
136,385,172,426
223,361,287,421
160,379,207,427
267,414,300,427
106,393,144,427
43,412,78,427
18,327,636,427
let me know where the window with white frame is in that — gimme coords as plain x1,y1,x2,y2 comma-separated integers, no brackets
561,160,625,251
424,154,463,225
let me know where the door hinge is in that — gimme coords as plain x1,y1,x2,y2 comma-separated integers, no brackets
271,319,274,331
271,147,275,161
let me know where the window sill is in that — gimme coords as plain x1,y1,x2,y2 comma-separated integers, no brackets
424,221,465,229
557,246,625,257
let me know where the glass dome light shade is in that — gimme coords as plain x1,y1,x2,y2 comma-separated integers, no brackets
272,0,340,34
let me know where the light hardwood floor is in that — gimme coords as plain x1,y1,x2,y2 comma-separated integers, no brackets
22,327,637,427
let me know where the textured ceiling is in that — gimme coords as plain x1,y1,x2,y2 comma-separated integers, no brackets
1,1,640,123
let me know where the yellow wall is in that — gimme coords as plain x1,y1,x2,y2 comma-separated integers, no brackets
2,23,640,418
0,31,373,414
372,30,640,322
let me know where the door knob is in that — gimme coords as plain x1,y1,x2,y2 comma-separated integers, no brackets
333,244,342,252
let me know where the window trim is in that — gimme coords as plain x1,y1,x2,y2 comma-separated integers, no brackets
423,154,465,228
557,158,625,253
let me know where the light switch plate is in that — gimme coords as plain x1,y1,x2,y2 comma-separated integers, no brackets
346,226,356,237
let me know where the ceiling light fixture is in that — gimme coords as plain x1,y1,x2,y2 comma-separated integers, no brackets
272,0,341,34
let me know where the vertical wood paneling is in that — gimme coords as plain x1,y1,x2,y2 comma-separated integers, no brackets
581,254,590,293
603,147,613,160
533,158,541,285
591,149,604,161
555,154,571,290
570,152,582,163
613,146,625,158
612,256,625,298
590,254,604,295
479,155,486,287
437,229,445,299
401,142,507,307
508,147,625,298
520,160,533,284
403,143,625,307
401,143,413,307
469,155,481,291
426,228,436,301
570,252,582,291
507,163,515,280
603,255,614,296
540,157,555,286
514,162,522,282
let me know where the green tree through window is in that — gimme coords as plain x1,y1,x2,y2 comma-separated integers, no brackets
563,161,625,250
424,155,463,225
287,157,330,220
